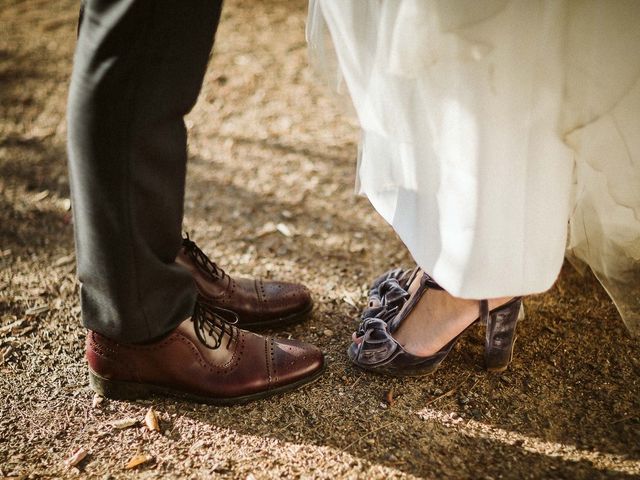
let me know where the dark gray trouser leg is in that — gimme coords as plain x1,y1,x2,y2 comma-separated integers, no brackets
67,0,223,343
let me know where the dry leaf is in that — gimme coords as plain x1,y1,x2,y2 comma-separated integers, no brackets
343,296,357,308
125,454,153,469
65,447,87,467
384,388,395,407
144,407,160,432
110,418,138,429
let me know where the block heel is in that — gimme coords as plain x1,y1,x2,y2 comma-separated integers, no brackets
484,297,523,373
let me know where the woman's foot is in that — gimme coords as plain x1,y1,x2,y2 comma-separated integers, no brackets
389,272,512,357
350,271,523,375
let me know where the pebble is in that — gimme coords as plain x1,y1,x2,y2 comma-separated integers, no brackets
323,329,333,337
91,394,104,408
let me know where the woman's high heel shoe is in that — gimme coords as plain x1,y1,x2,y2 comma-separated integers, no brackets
348,273,522,376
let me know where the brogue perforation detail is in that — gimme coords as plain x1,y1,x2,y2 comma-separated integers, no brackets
264,337,273,387
254,278,266,304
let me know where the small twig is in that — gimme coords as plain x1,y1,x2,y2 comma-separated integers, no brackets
466,376,483,394
611,415,638,425
551,341,564,354
350,374,364,389
276,421,295,433
425,373,471,406
344,421,395,450
425,389,456,406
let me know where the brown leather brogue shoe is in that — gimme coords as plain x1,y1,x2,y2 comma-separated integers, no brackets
175,235,313,330
86,302,324,405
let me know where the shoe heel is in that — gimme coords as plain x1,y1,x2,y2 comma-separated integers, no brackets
89,369,151,400
484,298,522,373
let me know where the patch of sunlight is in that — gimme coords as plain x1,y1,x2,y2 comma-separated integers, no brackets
205,428,420,479
417,407,639,476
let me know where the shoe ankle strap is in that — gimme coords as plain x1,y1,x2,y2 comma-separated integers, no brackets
422,272,444,290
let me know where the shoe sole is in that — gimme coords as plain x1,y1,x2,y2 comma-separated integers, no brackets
351,361,443,378
348,346,444,377
88,362,325,406
236,302,314,331
350,336,518,377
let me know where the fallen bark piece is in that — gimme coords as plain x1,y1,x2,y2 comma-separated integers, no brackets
0,319,24,335
144,407,160,432
384,388,395,407
125,454,153,470
110,418,138,429
65,447,88,467
0,347,13,365
12,325,35,336
25,305,50,316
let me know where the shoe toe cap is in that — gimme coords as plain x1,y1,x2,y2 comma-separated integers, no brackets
271,338,324,386
260,280,313,316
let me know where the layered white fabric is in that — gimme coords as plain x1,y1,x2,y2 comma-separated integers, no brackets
307,0,640,333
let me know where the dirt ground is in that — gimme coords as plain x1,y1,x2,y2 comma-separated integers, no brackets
1,0,639,478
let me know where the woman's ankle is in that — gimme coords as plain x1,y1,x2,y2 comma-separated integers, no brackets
393,288,515,357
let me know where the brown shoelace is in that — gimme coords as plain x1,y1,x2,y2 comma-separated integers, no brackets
182,233,229,281
191,301,239,350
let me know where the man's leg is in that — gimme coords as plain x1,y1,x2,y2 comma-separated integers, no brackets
67,0,223,343
69,0,325,404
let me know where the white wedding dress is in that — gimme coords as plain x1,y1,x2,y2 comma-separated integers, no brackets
307,0,640,334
